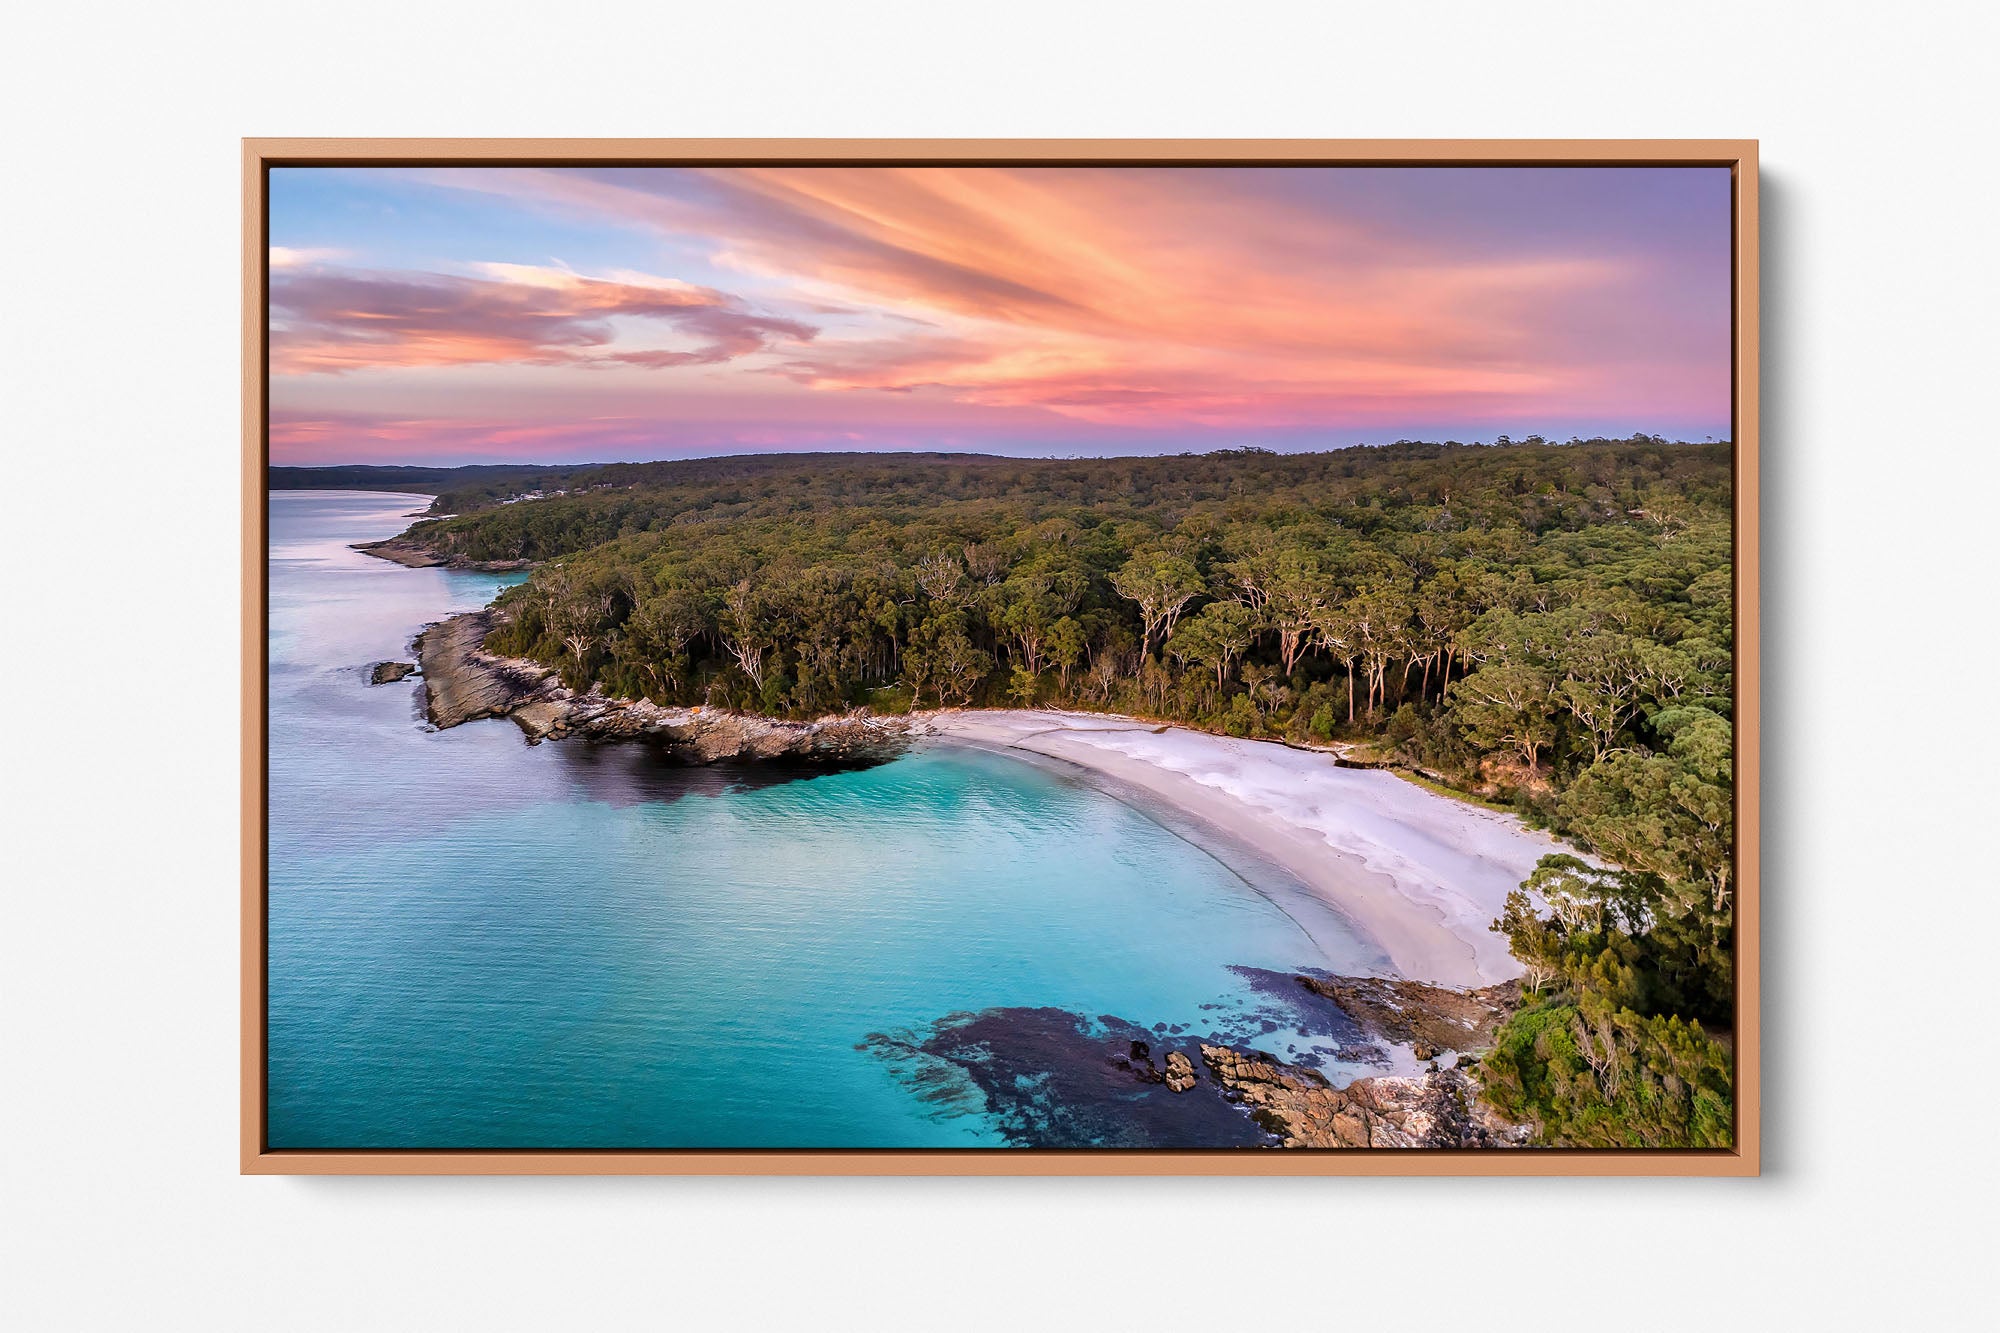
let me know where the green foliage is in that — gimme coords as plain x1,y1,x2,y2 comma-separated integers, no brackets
1451,660,1558,772
1481,693,1737,1146
1496,854,1729,1026
1479,996,1734,1149
865,685,915,715
1222,694,1260,737
422,444,1730,761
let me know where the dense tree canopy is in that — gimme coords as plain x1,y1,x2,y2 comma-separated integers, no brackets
398,439,1730,750
270,462,577,501
380,437,1739,1147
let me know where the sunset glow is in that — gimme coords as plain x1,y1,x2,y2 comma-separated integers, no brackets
269,166,1732,463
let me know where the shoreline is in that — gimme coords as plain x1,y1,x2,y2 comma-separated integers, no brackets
929,731,1394,977
919,711,1563,989
406,601,1562,989
365,564,1556,1139
351,536,530,572
411,609,916,764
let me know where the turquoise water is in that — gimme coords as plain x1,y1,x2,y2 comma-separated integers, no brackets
266,491,1383,1149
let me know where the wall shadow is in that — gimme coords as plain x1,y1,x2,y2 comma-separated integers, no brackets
1752,168,1798,1180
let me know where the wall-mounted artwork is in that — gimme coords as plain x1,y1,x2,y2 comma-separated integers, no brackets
245,140,1758,1174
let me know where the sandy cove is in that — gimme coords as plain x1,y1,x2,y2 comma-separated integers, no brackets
923,710,1567,989
398,608,1562,990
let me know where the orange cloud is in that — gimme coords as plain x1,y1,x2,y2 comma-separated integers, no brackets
432,166,1668,430
274,165,1731,454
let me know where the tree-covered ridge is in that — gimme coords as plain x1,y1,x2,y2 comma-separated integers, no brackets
403,437,1730,561
269,462,584,505
389,438,1738,1148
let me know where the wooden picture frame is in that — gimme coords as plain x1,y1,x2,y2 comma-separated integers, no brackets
243,138,1758,1175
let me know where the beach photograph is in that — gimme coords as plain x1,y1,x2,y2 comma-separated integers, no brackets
260,160,1741,1155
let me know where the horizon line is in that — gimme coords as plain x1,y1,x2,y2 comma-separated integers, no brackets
270,432,1731,472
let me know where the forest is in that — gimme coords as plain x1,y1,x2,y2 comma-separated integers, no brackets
269,462,578,499
379,437,1739,1148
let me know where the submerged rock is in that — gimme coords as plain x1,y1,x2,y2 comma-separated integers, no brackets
866,1001,1532,1150
864,1008,1276,1148
368,661,416,684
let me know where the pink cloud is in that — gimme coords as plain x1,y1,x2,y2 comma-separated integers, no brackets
271,166,1731,457
429,167,1705,432
269,262,814,375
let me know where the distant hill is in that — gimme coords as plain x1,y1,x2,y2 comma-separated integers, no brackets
271,439,1716,519
269,463,594,512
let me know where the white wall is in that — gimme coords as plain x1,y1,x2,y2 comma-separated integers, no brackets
8,2,1996,1328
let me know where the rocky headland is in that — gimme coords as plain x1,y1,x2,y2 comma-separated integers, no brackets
870,971,1532,1150
351,537,529,572
412,610,916,764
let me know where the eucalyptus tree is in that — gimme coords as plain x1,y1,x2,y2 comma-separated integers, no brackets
1346,573,1416,718
1111,548,1205,660
617,584,711,699
1223,540,1337,676
719,579,777,693
1450,660,1557,774
991,562,1087,678
1050,616,1087,696
1166,600,1260,692
914,552,971,608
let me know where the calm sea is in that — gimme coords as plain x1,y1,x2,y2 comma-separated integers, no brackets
266,490,1386,1149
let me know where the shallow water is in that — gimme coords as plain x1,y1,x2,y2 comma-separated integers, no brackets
266,491,1388,1149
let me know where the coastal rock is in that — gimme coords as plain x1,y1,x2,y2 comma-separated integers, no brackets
1199,1043,1528,1149
1114,1040,1169,1085
368,661,416,684
510,699,571,742
869,1002,1530,1150
413,610,917,765
352,536,531,572
351,538,444,568
414,611,564,730
1294,974,1520,1058
866,1008,1275,1148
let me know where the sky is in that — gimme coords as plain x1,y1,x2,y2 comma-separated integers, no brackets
267,165,1734,465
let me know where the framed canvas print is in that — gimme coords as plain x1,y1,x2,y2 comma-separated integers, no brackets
243,139,1758,1175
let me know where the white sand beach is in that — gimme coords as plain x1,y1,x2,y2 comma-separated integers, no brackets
925,710,1571,989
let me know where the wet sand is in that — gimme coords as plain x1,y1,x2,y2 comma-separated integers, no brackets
925,710,1569,988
